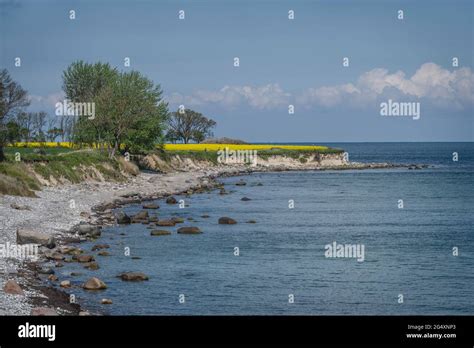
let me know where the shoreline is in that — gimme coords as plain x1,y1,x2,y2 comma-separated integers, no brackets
0,160,428,315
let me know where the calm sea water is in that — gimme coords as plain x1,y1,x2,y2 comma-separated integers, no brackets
61,143,474,315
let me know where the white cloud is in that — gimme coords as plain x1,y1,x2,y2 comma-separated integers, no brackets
298,63,474,109
167,63,473,111
166,83,291,110
29,91,65,110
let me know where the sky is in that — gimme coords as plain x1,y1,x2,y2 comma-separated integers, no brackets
1,0,473,142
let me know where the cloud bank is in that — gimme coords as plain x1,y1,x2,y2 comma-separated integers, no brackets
166,63,474,111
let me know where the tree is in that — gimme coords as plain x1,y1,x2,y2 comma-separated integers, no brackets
0,69,30,161
16,111,35,143
62,61,118,146
94,70,169,157
5,121,24,145
32,111,47,142
166,109,216,144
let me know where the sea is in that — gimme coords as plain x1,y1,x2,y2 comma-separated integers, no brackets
59,142,474,315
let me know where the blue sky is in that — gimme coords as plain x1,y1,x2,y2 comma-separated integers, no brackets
1,0,473,142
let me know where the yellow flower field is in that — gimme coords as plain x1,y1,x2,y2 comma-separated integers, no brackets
163,144,329,152
10,142,75,148
9,142,330,152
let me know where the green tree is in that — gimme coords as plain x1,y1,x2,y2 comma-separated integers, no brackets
166,109,216,144
5,121,24,145
0,69,30,161
95,70,168,157
62,61,118,146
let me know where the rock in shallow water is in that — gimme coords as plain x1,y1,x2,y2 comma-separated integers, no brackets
166,196,177,204
218,217,237,225
60,280,71,288
91,244,110,251
156,220,176,227
118,272,149,281
73,254,95,263
116,211,131,224
150,230,171,236
77,224,101,238
83,277,107,290
177,226,202,234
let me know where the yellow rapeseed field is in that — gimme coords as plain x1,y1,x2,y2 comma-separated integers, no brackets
9,142,329,152
163,144,329,151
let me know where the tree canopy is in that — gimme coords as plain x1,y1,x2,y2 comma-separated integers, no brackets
62,61,169,156
0,69,30,161
166,109,216,144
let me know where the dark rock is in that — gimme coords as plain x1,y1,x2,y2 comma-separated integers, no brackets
177,226,202,234
201,214,210,218
156,220,176,227
235,180,246,186
171,217,185,223
118,272,149,281
241,197,251,201
116,211,131,224
83,262,100,270
133,210,148,220
166,196,177,204
98,251,111,256
91,244,110,251
150,230,171,236
218,217,237,225
246,220,257,224
142,203,159,209
73,254,95,263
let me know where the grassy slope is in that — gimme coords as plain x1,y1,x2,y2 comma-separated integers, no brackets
1,147,126,196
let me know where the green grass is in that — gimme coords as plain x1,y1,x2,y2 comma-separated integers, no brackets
0,148,127,196
5,146,73,158
0,162,41,196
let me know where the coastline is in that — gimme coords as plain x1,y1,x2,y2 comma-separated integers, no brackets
0,158,427,316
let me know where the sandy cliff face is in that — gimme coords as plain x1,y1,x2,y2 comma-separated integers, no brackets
138,152,348,173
